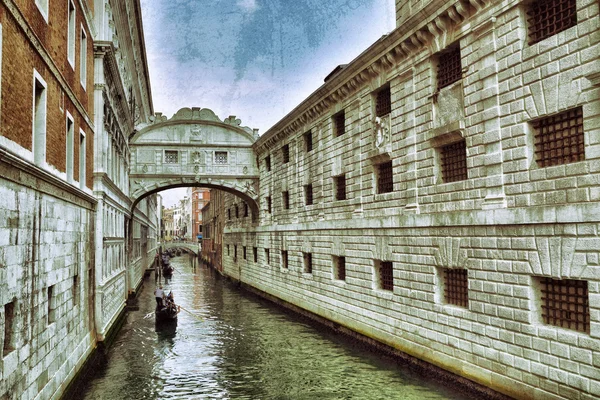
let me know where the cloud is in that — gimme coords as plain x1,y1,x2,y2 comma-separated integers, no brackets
237,0,258,13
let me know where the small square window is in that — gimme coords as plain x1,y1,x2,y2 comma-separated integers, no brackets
281,250,288,269
527,0,577,45
304,130,313,152
253,247,258,263
164,150,178,164
437,45,462,90
265,155,271,171
539,277,589,333
440,140,468,183
265,248,270,264
532,107,584,167
377,261,393,291
266,196,272,213
334,175,346,201
215,151,228,164
282,144,290,163
334,256,346,281
333,110,346,137
282,191,290,210
303,252,313,274
375,85,391,117
304,184,313,206
443,268,468,308
3,301,16,356
376,161,393,194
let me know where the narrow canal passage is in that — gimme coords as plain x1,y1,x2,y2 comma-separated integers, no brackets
77,256,470,400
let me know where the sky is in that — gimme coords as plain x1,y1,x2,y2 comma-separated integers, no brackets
140,0,396,207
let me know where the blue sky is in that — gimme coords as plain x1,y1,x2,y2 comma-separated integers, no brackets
140,0,396,207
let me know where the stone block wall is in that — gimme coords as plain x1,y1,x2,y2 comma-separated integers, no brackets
0,173,94,400
222,0,600,398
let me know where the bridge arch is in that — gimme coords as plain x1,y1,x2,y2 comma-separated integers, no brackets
129,107,260,215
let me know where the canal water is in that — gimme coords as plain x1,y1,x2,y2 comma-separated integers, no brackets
77,255,470,400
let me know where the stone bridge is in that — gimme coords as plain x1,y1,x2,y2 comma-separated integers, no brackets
162,241,200,256
129,107,260,215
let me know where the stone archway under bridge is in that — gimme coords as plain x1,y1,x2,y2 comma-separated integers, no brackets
129,107,261,215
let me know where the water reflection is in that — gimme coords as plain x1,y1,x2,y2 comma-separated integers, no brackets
77,257,468,400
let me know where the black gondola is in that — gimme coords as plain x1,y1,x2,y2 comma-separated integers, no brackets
155,304,179,323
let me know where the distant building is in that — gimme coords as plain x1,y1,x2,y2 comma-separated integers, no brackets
191,188,210,240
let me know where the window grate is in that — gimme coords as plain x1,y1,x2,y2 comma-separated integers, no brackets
375,86,391,117
444,269,468,308
235,204,239,218
334,111,346,137
164,150,178,164
533,107,584,167
282,250,288,269
304,253,312,274
253,247,258,263
336,256,346,281
265,155,271,171
266,196,272,213
215,151,228,164
282,144,290,163
335,175,346,201
243,246,247,260
437,46,462,90
244,203,249,217
305,184,313,205
227,208,231,220
540,278,589,333
527,0,577,45
379,261,393,291
304,131,313,152
234,245,237,261
441,141,468,183
265,249,270,264
377,161,393,194
283,191,290,210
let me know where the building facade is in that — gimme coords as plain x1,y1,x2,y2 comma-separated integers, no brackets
202,190,225,272
218,0,600,399
0,0,157,398
191,187,210,241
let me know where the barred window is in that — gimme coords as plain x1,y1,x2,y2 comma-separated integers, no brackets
437,45,462,90
376,161,393,194
440,140,468,183
304,130,313,152
215,151,228,164
333,110,346,137
164,150,178,164
3,301,16,356
235,204,239,218
234,245,237,261
253,247,258,263
305,184,314,206
227,244,230,256
265,248,270,264
244,203,249,217
283,191,290,210
282,144,290,163
304,253,313,274
377,261,393,291
527,0,577,45
532,107,584,167
266,196,272,213
375,86,391,117
444,268,468,308
227,208,231,220
281,250,288,269
335,175,346,201
540,278,589,333
334,256,346,281
265,155,271,171
243,246,247,260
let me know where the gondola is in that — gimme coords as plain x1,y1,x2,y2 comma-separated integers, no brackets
155,301,179,323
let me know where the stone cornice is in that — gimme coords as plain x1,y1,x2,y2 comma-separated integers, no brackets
254,0,492,154
0,146,96,209
2,0,95,130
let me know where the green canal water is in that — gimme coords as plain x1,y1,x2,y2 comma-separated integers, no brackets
76,256,471,400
